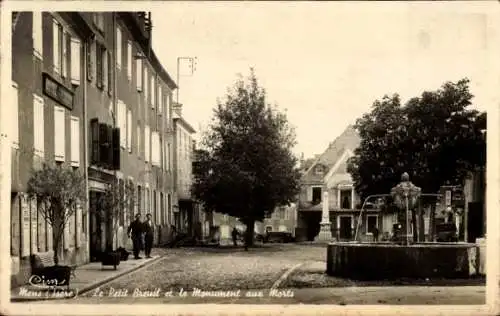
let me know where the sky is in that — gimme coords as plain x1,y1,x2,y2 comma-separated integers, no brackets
151,2,498,159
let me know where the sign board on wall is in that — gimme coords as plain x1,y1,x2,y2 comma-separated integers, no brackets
21,195,31,257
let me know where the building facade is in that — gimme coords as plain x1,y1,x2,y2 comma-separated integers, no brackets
10,12,179,286
11,12,90,286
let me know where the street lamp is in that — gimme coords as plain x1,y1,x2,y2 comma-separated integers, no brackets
391,172,421,246
176,56,197,104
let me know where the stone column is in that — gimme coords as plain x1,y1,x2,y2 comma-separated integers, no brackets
315,191,333,242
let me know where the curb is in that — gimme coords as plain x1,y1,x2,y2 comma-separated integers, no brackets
271,262,305,290
10,256,164,303
77,255,164,296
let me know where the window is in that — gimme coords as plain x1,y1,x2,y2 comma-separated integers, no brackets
165,91,170,119
107,51,112,95
96,42,105,89
151,75,155,108
157,85,162,114
144,125,150,163
116,26,122,69
11,82,19,149
312,187,322,204
52,19,62,74
127,109,132,152
33,12,43,59
70,37,81,85
367,215,378,234
152,132,160,166
127,41,132,80
86,39,94,82
315,165,324,175
144,67,149,105
340,189,352,209
33,95,44,157
136,58,143,91
167,143,171,171
62,31,68,78
117,100,126,148
70,116,80,167
54,106,66,161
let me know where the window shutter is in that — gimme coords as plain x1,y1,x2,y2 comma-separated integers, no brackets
127,110,132,152
158,85,162,114
112,127,121,170
96,43,103,89
33,12,43,59
307,187,312,202
165,92,170,120
99,123,108,168
103,47,108,91
150,75,155,108
90,119,99,165
70,116,80,167
107,50,113,95
54,106,65,161
107,125,114,167
86,40,93,81
70,37,81,85
91,40,97,82
136,59,142,91
12,82,19,148
144,67,148,104
62,31,68,78
127,41,132,80
33,95,44,157
145,125,150,162
52,20,60,74
116,27,122,68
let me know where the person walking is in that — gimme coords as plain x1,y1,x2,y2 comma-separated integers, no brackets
143,213,155,258
231,227,239,246
127,213,144,259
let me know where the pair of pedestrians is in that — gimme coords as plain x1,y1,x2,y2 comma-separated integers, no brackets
127,213,155,259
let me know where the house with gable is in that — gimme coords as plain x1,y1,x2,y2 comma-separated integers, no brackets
297,125,372,241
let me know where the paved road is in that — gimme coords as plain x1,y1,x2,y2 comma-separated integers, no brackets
23,244,485,304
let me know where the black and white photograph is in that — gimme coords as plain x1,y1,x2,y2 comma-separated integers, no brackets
1,1,499,315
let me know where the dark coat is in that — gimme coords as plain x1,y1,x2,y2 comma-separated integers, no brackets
143,220,155,237
128,219,143,238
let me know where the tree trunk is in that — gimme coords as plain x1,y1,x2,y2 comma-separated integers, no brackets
245,220,255,250
52,226,61,266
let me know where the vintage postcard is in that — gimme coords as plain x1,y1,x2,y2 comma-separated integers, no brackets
1,1,499,315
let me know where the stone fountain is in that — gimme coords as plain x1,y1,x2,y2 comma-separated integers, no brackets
326,173,480,280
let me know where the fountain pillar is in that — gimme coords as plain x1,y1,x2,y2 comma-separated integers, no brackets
315,191,333,242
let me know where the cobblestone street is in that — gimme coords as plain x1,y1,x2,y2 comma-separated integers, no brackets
22,244,485,305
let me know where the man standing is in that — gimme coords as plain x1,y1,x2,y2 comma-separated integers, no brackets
144,213,155,258
127,213,143,259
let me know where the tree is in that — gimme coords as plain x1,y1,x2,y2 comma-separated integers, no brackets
92,179,136,252
347,78,486,240
27,163,86,265
192,69,301,248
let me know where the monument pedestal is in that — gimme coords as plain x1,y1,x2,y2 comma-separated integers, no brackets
315,222,333,242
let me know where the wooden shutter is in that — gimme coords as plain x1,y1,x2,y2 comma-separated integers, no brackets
33,12,43,59
107,125,114,168
127,41,132,80
99,123,108,168
127,110,132,152
136,58,142,91
107,50,113,95
86,40,93,81
96,43,103,89
62,31,68,78
54,106,65,161
90,118,100,165
70,37,81,85
103,46,108,91
112,127,121,170
52,19,60,74
70,116,80,167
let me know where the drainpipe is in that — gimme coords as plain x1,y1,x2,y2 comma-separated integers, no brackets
82,32,90,263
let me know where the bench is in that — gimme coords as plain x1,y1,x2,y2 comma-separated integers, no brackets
30,253,77,288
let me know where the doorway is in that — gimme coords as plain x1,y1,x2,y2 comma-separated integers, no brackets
89,191,103,262
339,216,353,240
467,202,484,242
